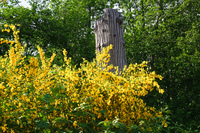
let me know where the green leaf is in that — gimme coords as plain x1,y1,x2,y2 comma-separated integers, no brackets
99,110,106,114
98,121,111,127
43,116,47,121
43,94,53,103
44,129,50,133
36,120,50,129
38,113,43,117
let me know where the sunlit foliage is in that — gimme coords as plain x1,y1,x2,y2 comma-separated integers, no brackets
0,24,166,132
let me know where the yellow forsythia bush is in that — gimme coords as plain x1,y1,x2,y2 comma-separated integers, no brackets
0,24,166,132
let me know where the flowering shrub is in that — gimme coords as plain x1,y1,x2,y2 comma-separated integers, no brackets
0,24,166,132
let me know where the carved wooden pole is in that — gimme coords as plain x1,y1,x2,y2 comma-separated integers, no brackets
95,8,127,73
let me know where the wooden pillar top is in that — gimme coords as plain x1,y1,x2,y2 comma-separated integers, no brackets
95,9,127,73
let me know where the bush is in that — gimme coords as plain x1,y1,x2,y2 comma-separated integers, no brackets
0,24,166,132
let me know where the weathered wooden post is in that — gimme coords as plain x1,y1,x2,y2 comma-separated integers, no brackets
94,8,127,73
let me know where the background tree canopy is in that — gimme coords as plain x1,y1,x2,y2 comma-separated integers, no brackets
1,0,200,131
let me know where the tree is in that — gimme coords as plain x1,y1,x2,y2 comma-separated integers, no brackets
1,0,102,66
118,0,200,130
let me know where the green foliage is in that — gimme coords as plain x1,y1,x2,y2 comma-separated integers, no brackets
120,0,200,131
0,0,96,66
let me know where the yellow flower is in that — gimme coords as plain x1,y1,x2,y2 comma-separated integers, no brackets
9,24,15,31
11,129,15,133
1,124,8,132
6,29,10,33
17,120,20,125
18,102,22,107
73,121,78,127
159,89,165,94
11,87,14,92
55,99,59,107
0,82,5,89
162,120,168,127
164,122,168,127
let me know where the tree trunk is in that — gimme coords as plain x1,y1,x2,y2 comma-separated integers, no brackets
94,8,127,73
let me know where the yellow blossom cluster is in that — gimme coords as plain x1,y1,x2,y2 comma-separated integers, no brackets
0,24,166,132
1,24,20,45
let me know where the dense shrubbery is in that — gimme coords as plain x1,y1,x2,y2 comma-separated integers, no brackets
0,25,169,132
